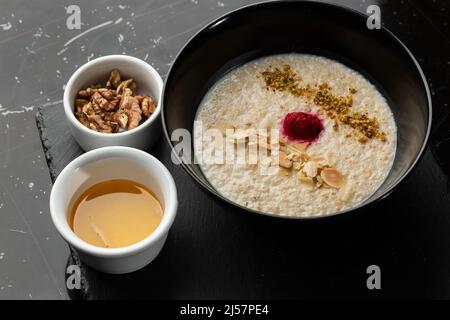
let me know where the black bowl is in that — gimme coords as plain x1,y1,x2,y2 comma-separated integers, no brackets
161,0,432,219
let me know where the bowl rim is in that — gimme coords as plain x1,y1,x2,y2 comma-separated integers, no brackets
63,54,163,139
49,146,178,257
161,0,433,220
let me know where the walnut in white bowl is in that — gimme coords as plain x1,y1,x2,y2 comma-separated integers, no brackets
63,55,163,151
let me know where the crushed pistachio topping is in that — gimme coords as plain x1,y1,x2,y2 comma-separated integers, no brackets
260,64,387,143
261,64,300,92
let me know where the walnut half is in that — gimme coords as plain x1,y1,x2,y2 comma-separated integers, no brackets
74,69,157,133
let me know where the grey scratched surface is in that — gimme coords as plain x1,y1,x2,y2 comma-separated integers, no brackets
0,0,267,300
1,0,450,299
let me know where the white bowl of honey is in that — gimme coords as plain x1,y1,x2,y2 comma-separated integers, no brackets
49,146,177,274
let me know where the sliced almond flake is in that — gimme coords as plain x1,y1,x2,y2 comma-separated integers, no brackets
289,141,309,152
338,182,353,202
286,144,310,159
302,161,318,178
293,162,302,171
299,153,311,162
298,175,315,189
321,167,345,188
286,152,300,161
279,151,292,169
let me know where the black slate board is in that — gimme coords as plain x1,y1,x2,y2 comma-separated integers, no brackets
36,101,450,299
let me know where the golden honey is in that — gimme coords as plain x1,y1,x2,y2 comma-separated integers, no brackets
70,179,163,248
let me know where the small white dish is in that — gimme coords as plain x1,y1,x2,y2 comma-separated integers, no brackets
63,55,163,151
49,146,178,274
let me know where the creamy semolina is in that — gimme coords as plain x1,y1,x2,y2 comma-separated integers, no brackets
194,54,396,217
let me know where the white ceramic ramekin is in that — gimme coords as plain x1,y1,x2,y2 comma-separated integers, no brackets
63,55,163,151
49,146,177,274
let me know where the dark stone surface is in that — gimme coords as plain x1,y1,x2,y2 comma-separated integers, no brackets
35,0,450,299
37,99,450,299
0,0,448,299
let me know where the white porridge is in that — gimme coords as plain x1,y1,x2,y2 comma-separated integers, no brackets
194,54,396,217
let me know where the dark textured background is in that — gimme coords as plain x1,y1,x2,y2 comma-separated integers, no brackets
1,0,450,299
